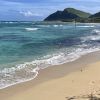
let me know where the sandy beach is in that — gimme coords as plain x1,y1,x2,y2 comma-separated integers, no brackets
0,51,100,100
0,0,100,99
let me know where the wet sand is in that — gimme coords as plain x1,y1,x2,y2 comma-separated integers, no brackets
0,51,100,100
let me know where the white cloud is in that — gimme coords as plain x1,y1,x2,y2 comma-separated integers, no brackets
19,11,42,17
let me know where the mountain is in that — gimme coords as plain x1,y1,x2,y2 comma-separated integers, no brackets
90,12,100,18
89,12,100,23
63,8,91,18
44,8,91,22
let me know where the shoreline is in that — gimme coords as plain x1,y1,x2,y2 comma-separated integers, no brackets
0,51,100,100
0,49,100,90
0,22,100,90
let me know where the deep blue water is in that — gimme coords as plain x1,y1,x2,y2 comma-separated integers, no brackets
0,21,100,89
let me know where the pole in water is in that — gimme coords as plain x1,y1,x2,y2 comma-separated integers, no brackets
74,19,76,28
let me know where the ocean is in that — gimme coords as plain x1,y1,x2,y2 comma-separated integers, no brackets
0,21,100,89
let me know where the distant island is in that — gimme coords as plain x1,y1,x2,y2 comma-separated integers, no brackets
44,8,100,23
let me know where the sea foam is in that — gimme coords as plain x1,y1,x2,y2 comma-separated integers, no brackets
82,29,100,41
0,46,100,89
25,28,39,31
0,22,100,90
77,25,95,28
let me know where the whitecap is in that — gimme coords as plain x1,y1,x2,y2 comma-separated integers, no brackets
59,25,63,27
38,25,50,27
77,26,94,28
0,46,100,89
53,25,63,27
88,36,100,41
53,25,58,27
25,28,39,31
81,35,100,42
92,29,100,35
81,28,100,42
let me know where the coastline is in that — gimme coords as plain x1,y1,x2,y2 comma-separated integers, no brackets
0,51,100,100
0,22,100,90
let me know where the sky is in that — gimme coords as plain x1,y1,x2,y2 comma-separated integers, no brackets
0,0,100,21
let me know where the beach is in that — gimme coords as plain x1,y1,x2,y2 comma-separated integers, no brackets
0,22,100,100
0,0,100,99
0,51,100,100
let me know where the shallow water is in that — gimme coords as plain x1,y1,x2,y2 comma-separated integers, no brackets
0,21,100,89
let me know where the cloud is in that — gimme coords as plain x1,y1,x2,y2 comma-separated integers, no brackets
0,0,100,21
19,11,43,17
19,11,34,17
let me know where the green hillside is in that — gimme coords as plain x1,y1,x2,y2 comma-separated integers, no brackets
89,12,100,23
44,8,91,21
64,8,91,18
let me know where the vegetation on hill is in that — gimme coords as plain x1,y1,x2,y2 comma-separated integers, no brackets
63,8,91,18
44,8,100,23
44,8,91,22
89,12,100,23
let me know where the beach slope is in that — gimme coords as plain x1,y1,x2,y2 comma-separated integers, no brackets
1,61,100,100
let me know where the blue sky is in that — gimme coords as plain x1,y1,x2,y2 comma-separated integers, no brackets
0,0,100,21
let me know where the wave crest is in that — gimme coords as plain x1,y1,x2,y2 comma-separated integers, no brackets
0,46,100,89
25,28,39,31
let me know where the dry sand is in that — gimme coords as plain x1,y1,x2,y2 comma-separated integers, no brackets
0,51,100,100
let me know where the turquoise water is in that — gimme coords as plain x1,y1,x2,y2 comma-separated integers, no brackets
0,21,100,89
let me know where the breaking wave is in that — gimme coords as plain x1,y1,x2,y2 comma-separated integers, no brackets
25,28,39,31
